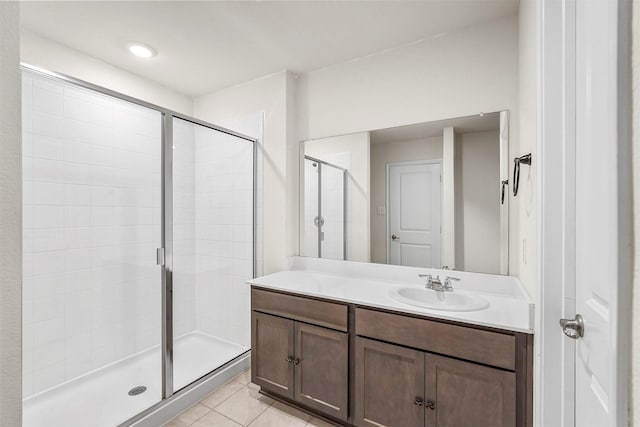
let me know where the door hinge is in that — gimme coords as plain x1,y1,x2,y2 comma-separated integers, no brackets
156,248,165,266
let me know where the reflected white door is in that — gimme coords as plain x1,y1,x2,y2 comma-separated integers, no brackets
572,0,625,424
388,162,441,268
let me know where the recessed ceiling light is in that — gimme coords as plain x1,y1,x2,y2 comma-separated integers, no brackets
128,43,156,59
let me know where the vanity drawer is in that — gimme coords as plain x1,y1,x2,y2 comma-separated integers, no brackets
251,288,348,332
355,308,516,370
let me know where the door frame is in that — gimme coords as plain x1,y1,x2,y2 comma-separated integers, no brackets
385,159,442,265
536,0,632,425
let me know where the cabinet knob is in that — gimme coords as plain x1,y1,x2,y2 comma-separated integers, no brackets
413,398,424,407
294,358,300,365
425,400,436,410
285,356,294,364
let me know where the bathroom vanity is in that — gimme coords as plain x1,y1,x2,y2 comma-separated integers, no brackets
248,258,534,427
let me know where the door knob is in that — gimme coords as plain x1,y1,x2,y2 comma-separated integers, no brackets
559,314,584,339
425,400,436,410
392,234,400,242
413,397,423,406
285,356,294,364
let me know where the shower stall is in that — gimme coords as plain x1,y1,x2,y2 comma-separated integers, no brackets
302,156,346,260
21,67,256,426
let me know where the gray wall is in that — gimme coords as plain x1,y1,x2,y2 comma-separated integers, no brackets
0,2,22,425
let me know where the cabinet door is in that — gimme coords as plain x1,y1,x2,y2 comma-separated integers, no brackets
251,311,295,399
294,322,349,421
355,337,425,427
425,353,516,427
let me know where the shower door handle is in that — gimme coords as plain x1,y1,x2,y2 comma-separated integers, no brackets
156,248,165,266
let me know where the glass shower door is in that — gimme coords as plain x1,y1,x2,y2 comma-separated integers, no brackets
171,117,254,391
21,70,163,427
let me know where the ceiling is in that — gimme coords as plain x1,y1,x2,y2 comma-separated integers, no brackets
370,112,500,144
20,1,519,97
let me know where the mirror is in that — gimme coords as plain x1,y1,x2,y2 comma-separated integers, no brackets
299,111,509,275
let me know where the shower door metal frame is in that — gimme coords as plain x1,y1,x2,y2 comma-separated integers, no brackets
20,63,258,411
303,155,347,260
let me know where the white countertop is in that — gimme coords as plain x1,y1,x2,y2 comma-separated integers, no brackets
247,257,534,334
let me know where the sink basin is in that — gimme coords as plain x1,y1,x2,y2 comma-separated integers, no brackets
389,287,490,312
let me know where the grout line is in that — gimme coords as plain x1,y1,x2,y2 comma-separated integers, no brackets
201,379,245,410
217,411,243,426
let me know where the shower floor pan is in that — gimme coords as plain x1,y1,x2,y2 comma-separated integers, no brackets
23,332,247,427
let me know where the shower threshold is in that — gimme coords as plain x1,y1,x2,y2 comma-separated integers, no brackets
23,332,247,427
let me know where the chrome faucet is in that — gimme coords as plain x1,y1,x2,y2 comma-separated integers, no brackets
418,274,460,292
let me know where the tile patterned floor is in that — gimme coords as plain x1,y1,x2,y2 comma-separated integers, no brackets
164,370,339,427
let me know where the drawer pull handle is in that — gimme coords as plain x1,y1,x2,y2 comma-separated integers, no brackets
286,356,294,364
425,400,436,410
413,398,423,407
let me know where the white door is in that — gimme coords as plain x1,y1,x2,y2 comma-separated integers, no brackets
568,0,628,425
388,162,441,268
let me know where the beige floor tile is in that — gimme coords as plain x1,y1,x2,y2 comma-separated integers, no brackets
269,401,313,423
172,403,211,425
192,411,243,427
233,369,252,385
247,404,308,427
305,417,340,427
163,417,190,427
201,380,245,409
215,385,273,425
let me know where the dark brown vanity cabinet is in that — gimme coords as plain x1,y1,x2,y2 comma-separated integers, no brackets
251,289,349,421
251,287,533,427
355,308,528,427
355,337,516,427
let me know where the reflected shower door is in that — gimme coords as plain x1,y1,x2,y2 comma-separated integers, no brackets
303,158,320,258
320,163,345,260
172,118,253,391
303,157,345,260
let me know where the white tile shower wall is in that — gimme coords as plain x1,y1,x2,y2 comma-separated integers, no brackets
193,126,253,347
172,119,196,337
22,72,162,398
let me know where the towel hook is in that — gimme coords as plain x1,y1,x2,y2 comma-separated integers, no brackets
513,154,532,197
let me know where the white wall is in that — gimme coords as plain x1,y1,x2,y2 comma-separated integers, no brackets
455,130,501,274
0,2,22,425
517,0,538,299
296,16,518,140
305,132,371,262
20,30,193,115
194,71,297,275
369,137,442,264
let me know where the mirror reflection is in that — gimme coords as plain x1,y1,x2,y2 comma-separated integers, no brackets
300,112,508,275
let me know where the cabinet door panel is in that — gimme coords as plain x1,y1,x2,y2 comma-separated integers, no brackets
425,353,516,427
251,312,295,399
295,322,349,420
355,337,424,427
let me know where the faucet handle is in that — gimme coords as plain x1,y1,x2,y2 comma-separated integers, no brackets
443,276,460,291
418,274,433,288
